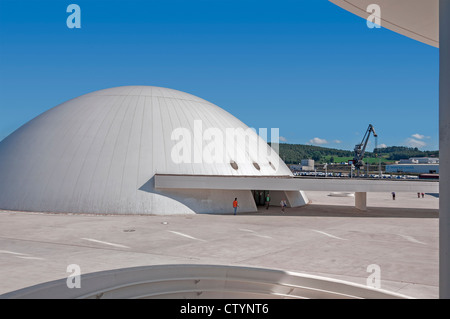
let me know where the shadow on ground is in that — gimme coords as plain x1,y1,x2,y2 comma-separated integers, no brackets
238,204,439,219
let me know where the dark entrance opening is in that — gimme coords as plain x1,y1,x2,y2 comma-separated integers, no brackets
252,190,269,206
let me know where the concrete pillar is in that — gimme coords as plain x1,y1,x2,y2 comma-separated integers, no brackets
284,190,309,207
355,192,367,211
440,0,450,299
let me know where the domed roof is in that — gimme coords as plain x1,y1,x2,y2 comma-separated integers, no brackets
0,86,291,214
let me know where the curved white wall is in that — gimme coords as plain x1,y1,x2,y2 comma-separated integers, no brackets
0,264,411,299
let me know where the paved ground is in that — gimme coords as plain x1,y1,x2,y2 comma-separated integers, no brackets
0,191,439,298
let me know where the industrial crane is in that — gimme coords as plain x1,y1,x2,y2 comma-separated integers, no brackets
352,124,377,176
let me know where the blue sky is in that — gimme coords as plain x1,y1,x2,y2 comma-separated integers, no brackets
0,0,439,151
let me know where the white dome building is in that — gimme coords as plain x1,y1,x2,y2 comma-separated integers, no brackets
0,86,307,215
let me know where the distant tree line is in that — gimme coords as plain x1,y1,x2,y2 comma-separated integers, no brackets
271,143,351,164
373,146,439,161
271,143,439,164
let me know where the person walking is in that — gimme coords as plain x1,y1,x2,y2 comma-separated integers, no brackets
391,192,396,200
418,192,421,198
421,192,425,198
233,198,239,215
280,199,287,213
265,193,270,210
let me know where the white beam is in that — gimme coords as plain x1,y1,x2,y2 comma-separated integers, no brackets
154,175,439,193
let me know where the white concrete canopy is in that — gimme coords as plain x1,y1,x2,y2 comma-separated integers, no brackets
155,174,439,193
155,174,438,210
329,0,439,47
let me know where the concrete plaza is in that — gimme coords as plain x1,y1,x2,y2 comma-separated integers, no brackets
0,191,439,298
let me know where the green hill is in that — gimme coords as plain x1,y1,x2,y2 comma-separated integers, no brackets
271,143,439,164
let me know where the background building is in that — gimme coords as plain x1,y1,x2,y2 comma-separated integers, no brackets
399,157,439,164
386,157,439,174
301,159,315,171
